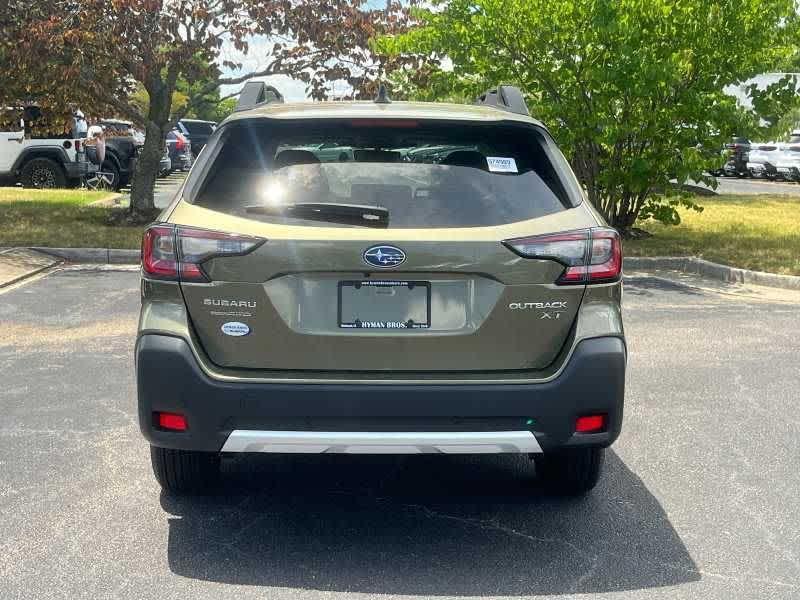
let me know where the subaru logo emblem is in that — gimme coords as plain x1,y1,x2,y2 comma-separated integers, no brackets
363,245,406,268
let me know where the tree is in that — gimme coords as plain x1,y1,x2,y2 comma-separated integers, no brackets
380,0,797,232
12,0,408,221
211,98,238,123
0,2,104,111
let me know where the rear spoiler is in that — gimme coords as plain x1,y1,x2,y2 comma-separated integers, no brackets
234,82,285,113
474,85,530,116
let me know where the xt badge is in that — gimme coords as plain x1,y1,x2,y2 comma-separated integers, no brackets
508,301,568,320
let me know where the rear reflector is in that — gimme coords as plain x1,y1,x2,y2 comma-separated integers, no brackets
156,412,187,431
575,414,606,433
141,225,264,282
503,227,622,285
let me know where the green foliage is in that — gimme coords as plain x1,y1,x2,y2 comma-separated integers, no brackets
381,0,798,231
748,74,800,138
212,98,238,122
769,106,800,140
173,56,223,121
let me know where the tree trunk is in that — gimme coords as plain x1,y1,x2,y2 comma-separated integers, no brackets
130,81,172,221
129,121,164,218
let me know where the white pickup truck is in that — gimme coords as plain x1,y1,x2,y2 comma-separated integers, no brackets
0,112,96,188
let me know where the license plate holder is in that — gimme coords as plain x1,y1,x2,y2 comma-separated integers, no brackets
338,280,431,330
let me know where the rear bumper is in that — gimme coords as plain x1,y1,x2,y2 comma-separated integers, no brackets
136,335,626,454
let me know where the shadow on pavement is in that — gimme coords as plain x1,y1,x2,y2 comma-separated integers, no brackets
162,451,698,596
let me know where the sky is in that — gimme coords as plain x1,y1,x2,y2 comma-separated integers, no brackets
725,73,800,109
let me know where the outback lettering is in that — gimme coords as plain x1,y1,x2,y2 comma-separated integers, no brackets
509,301,568,310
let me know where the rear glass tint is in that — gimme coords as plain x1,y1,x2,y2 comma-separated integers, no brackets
182,121,215,136
189,119,580,228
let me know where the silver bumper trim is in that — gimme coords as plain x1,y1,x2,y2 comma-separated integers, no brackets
220,430,542,454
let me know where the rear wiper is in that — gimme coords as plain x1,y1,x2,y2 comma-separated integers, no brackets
244,202,389,228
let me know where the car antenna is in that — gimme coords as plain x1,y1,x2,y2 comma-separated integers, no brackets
374,83,391,104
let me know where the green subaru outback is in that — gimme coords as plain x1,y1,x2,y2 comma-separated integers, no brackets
136,84,626,496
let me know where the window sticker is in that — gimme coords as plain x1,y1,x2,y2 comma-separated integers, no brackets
487,156,518,173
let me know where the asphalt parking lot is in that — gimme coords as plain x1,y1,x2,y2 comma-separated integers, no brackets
713,176,800,195
1,267,799,600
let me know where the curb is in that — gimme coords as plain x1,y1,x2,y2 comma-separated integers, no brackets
624,257,800,291
33,247,140,265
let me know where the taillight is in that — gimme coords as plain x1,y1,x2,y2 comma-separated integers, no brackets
174,134,186,152
585,228,623,282
141,225,264,282
141,226,178,279
503,227,622,285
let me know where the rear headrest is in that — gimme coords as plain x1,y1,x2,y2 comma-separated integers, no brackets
273,149,320,169
442,150,488,170
353,149,401,163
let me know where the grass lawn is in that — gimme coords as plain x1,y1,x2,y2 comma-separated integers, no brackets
0,188,144,249
626,195,800,276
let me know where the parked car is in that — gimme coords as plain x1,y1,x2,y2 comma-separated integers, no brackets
177,119,216,157
288,142,354,162
158,145,172,177
774,144,800,181
402,144,479,163
166,128,192,171
746,143,781,178
0,105,96,188
95,119,143,190
137,83,626,497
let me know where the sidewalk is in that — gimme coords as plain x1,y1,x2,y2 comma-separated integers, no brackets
0,248,61,288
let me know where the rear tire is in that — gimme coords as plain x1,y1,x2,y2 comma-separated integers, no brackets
20,157,66,189
101,160,121,190
150,446,220,494
534,447,605,496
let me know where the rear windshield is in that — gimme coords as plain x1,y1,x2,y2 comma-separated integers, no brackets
182,121,215,136
188,119,580,229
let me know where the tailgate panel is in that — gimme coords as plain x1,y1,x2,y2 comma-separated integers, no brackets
181,239,584,372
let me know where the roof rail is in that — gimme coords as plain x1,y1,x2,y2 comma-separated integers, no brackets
474,85,529,116
234,81,285,113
